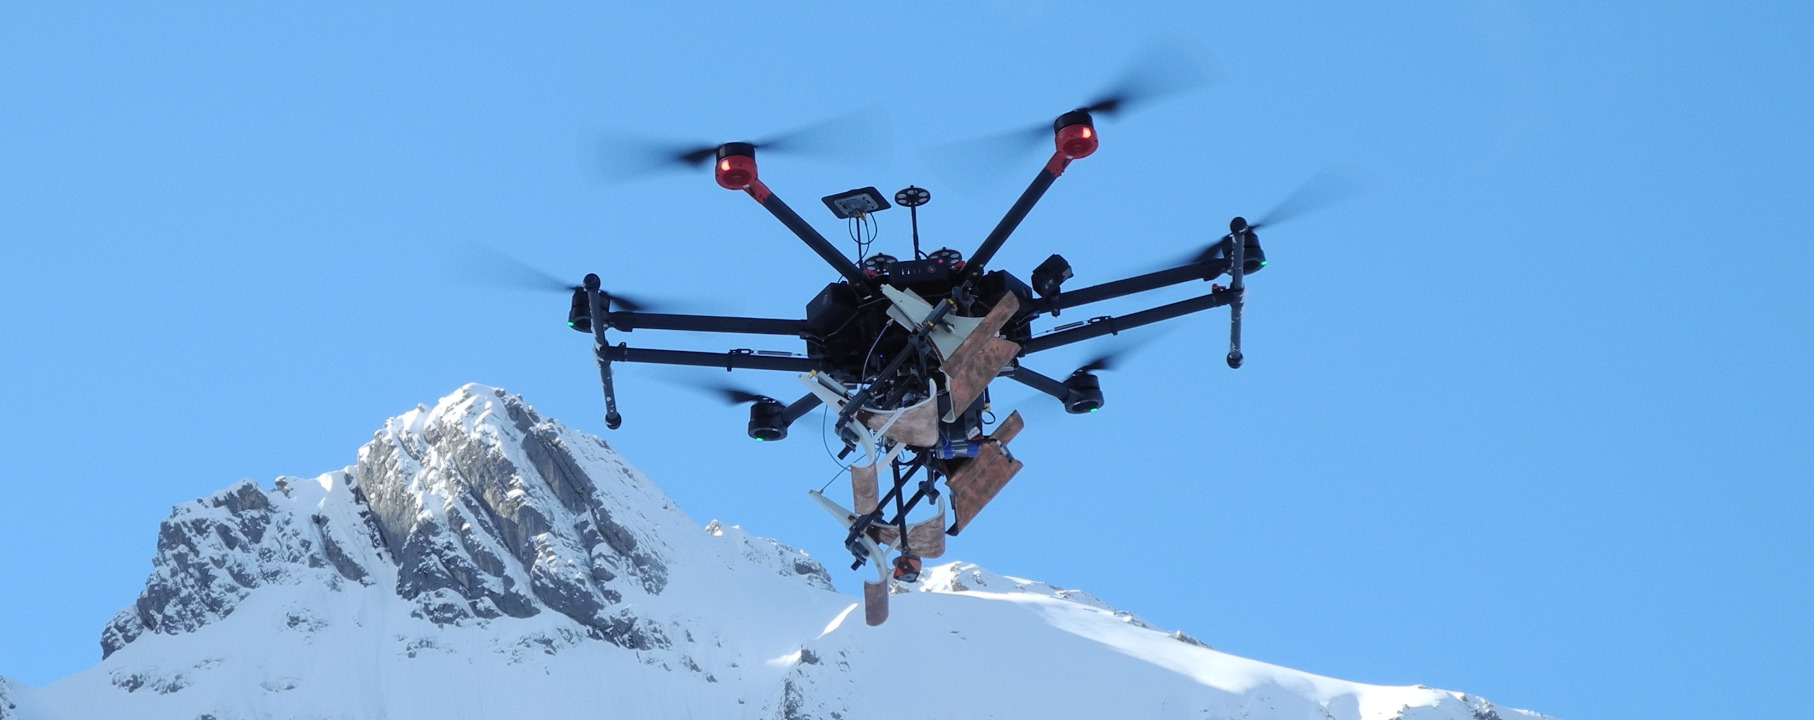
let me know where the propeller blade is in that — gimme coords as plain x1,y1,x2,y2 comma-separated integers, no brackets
993,390,1062,422
1250,167,1365,231
1071,331,1164,375
1080,40,1219,118
1147,167,1365,270
656,373,776,406
1075,351,1121,374
594,110,888,184
674,145,720,167
452,243,662,312
453,243,578,293
924,41,1215,187
920,122,1052,188
752,109,891,161
703,383,772,405
607,294,650,312
590,135,717,182
715,386,769,405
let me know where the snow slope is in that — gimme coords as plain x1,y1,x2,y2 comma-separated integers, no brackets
0,385,1555,720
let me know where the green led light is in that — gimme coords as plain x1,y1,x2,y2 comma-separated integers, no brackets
1259,261,1268,266
567,322,575,327
1089,408,1099,413
755,438,765,442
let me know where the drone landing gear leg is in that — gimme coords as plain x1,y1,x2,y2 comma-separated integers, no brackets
1227,224,1248,370
585,279,624,429
808,490,895,626
594,345,623,430
1227,294,1244,369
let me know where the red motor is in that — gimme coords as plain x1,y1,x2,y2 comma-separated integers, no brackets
714,142,758,190
1053,110,1099,159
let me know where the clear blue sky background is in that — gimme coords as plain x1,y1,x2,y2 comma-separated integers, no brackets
2,2,1808,718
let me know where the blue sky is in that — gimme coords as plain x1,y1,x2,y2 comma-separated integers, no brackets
1,2,1809,718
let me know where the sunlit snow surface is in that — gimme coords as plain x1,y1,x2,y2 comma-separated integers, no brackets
0,386,1554,720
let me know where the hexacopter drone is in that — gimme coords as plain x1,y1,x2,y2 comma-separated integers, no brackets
559,73,1335,624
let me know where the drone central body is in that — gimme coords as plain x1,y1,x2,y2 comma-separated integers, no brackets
566,108,1272,625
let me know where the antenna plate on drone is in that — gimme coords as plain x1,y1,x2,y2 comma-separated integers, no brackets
822,187,891,219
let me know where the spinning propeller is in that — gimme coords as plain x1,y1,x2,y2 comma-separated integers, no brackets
1000,337,1156,418
1071,345,1132,376
1241,167,1366,233
1046,349,1123,414
701,383,780,407
676,380,819,442
1178,167,1366,267
1213,168,1363,369
928,42,1217,178
1055,340,1157,413
456,244,656,312
595,110,889,183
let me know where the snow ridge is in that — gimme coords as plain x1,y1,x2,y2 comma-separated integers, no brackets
9,385,1556,720
705,520,836,592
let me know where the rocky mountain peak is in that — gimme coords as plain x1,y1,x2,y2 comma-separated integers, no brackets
100,384,827,659
16,386,1556,720
352,383,680,643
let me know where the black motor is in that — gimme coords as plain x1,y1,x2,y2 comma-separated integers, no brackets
748,397,788,441
1063,372,1104,414
1229,217,1266,275
1192,233,1266,277
568,287,592,332
1239,232,1266,275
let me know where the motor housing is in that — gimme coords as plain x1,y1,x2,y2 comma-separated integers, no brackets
1227,217,1267,275
568,287,592,332
715,143,758,190
748,397,787,441
1053,110,1099,159
1199,235,1267,276
1063,372,1104,414
1241,233,1267,274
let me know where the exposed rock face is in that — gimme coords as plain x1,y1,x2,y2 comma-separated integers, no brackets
100,384,826,658
353,389,672,646
46,385,1556,720
100,478,339,657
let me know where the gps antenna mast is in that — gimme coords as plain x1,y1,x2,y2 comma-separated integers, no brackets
896,186,930,259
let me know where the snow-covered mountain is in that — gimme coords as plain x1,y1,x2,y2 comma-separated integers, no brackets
0,385,1555,720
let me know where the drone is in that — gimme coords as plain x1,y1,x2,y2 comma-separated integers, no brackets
556,75,1337,625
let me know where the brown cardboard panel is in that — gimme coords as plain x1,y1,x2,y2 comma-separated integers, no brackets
862,399,941,448
947,443,1025,535
851,464,879,516
863,580,890,626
